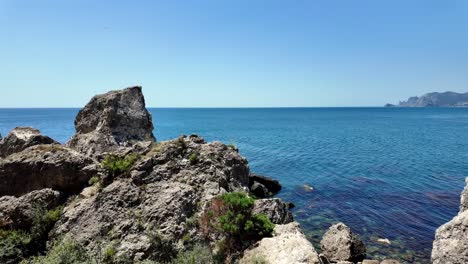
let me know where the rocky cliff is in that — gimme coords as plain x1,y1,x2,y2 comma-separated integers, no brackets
387,91,468,107
0,86,406,264
432,177,468,264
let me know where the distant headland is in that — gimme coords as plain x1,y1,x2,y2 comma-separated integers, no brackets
386,91,468,107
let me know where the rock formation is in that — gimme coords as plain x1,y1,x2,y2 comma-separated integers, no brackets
66,86,155,157
240,222,321,264
252,198,293,224
432,177,468,264
0,127,58,158
0,145,98,196
249,173,282,198
51,135,251,262
387,91,468,107
320,222,366,263
0,189,62,230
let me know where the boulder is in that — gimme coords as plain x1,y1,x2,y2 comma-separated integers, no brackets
52,136,251,262
249,174,282,196
432,177,468,264
0,127,58,158
66,86,155,157
252,198,293,224
240,222,321,264
0,189,62,230
320,222,366,263
0,145,98,196
250,181,269,198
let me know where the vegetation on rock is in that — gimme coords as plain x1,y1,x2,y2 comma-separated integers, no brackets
101,154,139,177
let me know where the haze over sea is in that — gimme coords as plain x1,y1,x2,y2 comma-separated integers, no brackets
1,107,467,263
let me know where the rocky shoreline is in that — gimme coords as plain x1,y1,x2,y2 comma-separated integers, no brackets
0,86,466,264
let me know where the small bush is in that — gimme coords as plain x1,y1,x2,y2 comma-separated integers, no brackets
88,176,101,186
188,153,198,165
170,244,214,264
101,154,138,177
21,237,91,264
0,229,32,264
200,192,275,260
102,242,117,263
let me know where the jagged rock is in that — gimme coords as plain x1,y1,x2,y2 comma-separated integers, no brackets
52,136,250,262
336,262,354,264
249,174,282,196
432,177,468,264
252,198,293,224
0,145,98,196
0,127,58,158
320,222,366,263
66,86,155,157
240,222,321,264
0,189,62,230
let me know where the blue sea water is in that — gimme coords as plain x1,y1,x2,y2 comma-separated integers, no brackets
1,107,468,263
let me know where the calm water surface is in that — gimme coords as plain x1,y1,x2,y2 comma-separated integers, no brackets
1,107,468,263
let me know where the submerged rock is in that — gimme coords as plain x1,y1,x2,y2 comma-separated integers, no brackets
0,127,58,158
240,222,321,264
0,189,62,230
0,145,98,196
320,222,366,263
432,177,468,264
66,86,155,157
252,198,293,224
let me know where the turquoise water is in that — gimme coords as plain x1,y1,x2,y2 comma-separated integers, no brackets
1,107,468,263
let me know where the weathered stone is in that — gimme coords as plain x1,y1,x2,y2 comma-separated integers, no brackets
381,260,401,264
0,189,61,230
252,198,293,224
320,222,366,263
240,222,321,264
362,260,380,264
432,177,468,264
249,173,282,194
66,86,155,157
0,127,58,158
0,145,98,196
52,136,251,262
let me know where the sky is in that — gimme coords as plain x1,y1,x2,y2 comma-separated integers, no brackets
0,0,467,107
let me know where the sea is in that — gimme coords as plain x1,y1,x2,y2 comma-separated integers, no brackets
1,107,468,263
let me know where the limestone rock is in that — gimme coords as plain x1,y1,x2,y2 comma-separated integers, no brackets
0,189,62,230
252,198,293,224
0,127,58,158
432,177,468,264
240,222,321,264
66,86,155,157
320,222,366,262
0,145,98,196
380,260,401,264
52,136,250,262
362,260,380,264
250,181,269,198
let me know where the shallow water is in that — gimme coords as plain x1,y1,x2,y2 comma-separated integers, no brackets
1,107,467,263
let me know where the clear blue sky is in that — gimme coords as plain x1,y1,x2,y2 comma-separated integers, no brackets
1,0,467,107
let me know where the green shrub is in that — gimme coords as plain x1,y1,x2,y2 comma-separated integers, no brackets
101,154,138,177
170,244,214,264
21,237,91,264
200,192,275,260
88,176,101,186
188,153,198,165
0,229,32,264
102,242,117,263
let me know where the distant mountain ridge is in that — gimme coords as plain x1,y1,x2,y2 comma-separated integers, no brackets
387,91,468,107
